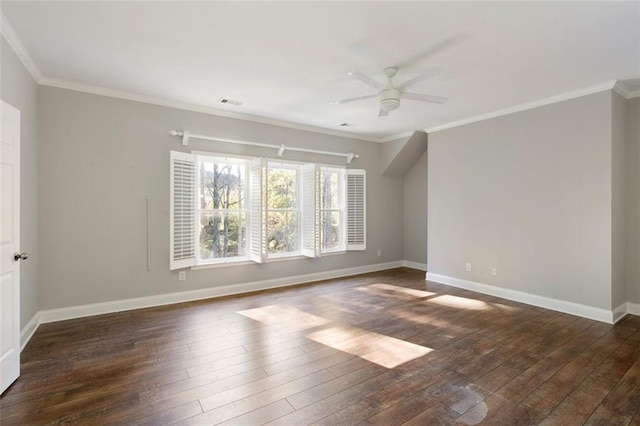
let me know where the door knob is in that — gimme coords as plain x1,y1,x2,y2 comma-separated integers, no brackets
14,252,29,261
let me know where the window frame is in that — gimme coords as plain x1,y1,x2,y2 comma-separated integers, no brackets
265,160,302,259
319,166,346,254
170,150,366,271
194,152,251,266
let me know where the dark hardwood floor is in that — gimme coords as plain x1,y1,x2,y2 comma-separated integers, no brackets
2,268,639,425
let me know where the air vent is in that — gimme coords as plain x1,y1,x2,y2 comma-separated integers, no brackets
219,98,243,106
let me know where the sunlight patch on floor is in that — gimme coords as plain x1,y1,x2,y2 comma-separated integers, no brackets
306,325,433,368
488,302,521,313
356,283,436,299
425,295,489,310
390,308,454,328
238,304,433,368
237,305,331,331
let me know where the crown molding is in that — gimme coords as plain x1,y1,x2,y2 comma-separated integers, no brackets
379,130,416,143
0,11,43,84
0,10,489,146
613,80,633,98
40,77,386,144
614,80,640,99
425,80,618,134
0,13,384,144
3,16,635,142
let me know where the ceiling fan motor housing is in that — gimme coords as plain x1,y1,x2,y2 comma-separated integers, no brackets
380,88,401,111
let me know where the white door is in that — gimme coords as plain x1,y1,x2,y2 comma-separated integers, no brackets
0,100,21,394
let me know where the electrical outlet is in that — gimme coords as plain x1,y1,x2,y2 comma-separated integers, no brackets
466,262,472,272
179,271,186,281
492,267,497,276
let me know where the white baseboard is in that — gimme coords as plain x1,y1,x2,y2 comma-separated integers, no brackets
402,260,427,271
20,312,41,351
36,261,403,325
612,303,629,323
627,302,640,316
426,272,617,324
20,262,635,351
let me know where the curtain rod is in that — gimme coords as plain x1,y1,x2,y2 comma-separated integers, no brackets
169,130,359,164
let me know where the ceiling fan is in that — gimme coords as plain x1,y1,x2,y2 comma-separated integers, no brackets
331,66,448,117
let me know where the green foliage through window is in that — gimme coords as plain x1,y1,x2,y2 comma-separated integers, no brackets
198,160,247,260
267,167,299,254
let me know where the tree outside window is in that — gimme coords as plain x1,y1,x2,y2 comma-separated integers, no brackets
170,150,365,270
266,166,299,255
198,159,247,260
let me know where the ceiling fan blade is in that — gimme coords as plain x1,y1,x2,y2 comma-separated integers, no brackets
330,94,378,105
403,92,448,104
396,68,445,90
348,71,384,90
393,35,465,70
378,109,389,117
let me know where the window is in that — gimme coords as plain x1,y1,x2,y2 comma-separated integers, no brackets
197,156,248,262
266,163,299,257
170,150,366,270
320,167,345,253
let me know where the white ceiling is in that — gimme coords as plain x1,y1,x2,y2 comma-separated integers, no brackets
2,1,639,142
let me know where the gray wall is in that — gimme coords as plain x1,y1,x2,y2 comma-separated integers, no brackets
627,97,640,304
611,91,627,309
38,86,404,310
428,91,613,310
1,35,39,329
381,135,409,174
403,151,427,266
381,131,427,177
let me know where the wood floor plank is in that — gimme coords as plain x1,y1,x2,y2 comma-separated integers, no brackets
451,393,512,425
402,403,460,425
358,371,469,425
1,268,638,425
286,364,385,410
217,399,295,426
268,368,409,425
133,401,203,425
186,370,335,424
198,368,336,413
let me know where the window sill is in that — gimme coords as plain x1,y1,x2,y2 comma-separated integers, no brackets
191,259,253,270
190,250,348,270
321,250,347,257
268,254,307,262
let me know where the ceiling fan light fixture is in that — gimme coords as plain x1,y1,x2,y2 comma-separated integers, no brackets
380,98,400,111
380,88,401,111
337,63,449,117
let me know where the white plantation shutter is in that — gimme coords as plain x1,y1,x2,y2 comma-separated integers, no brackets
346,169,366,251
170,151,197,270
301,164,320,258
249,158,267,263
